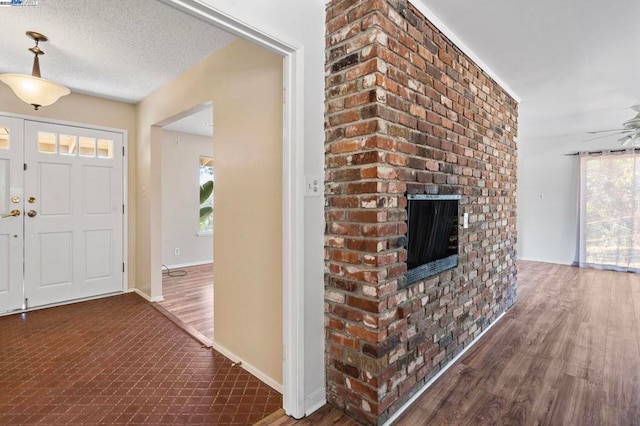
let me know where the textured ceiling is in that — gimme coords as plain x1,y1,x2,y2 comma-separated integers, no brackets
417,0,640,150
0,0,236,103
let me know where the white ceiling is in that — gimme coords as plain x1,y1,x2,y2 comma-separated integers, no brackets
164,105,214,137
0,0,236,104
418,0,640,149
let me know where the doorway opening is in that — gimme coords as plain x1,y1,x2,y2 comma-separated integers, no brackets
158,103,215,342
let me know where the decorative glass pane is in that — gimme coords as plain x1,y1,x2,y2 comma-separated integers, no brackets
97,139,113,159
199,156,214,233
79,137,96,157
0,127,8,150
38,132,57,154
59,134,77,155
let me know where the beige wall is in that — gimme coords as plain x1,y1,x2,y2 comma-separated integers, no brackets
136,40,283,386
0,86,137,288
161,130,214,266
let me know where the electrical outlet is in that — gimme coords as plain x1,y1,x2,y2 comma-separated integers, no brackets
304,175,321,197
174,248,180,256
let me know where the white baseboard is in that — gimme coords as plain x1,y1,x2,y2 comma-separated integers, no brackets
304,387,327,416
516,256,572,266
131,288,164,303
163,260,213,269
210,340,283,394
382,311,508,426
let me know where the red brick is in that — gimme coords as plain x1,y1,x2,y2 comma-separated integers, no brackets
326,0,518,423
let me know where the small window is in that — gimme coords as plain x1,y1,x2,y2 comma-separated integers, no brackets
79,137,96,157
38,132,57,154
59,135,77,155
97,139,113,159
0,127,9,150
199,156,214,234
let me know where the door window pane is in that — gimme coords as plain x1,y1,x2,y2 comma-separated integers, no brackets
0,127,8,150
59,135,77,155
79,137,96,157
38,132,57,154
97,139,113,159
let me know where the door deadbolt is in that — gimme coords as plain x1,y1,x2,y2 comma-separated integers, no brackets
11,196,20,203
1,210,21,218
27,210,37,218
28,197,36,204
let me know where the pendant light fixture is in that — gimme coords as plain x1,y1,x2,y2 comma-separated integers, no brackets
0,31,70,110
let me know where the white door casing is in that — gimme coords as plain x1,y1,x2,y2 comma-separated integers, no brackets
23,121,124,308
0,116,25,313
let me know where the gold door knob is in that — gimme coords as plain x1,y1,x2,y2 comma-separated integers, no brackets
28,197,36,204
11,196,20,203
1,210,21,218
27,210,37,218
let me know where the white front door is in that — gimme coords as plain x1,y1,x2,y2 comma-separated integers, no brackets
0,117,25,313
23,121,124,308
0,117,124,313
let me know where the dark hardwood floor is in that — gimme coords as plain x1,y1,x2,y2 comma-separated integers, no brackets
159,263,213,342
273,261,640,425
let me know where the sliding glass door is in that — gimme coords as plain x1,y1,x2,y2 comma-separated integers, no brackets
579,152,640,272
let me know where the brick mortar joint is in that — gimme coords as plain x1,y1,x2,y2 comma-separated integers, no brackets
325,30,389,56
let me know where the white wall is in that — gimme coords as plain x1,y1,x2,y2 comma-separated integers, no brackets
162,130,213,267
517,136,622,265
194,0,327,413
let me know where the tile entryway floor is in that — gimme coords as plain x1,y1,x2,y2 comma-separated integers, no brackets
0,293,281,425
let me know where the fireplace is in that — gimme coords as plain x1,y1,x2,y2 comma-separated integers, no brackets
406,194,460,284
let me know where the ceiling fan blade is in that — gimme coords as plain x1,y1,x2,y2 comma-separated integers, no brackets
586,128,628,134
620,134,638,147
584,132,630,142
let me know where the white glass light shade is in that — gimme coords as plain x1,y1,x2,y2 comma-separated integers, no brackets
0,73,70,108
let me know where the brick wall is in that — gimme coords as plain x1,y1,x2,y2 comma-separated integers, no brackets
324,0,519,424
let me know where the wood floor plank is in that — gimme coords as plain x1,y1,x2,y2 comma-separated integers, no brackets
627,272,640,350
576,270,610,329
503,355,566,424
565,321,606,383
600,403,639,426
398,364,482,423
542,374,603,426
270,404,358,425
608,272,637,340
159,263,213,341
603,335,640,413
